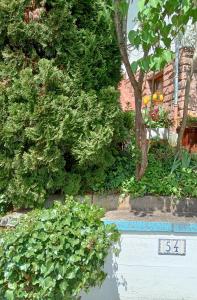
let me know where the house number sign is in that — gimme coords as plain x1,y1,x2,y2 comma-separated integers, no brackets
158,239,186,256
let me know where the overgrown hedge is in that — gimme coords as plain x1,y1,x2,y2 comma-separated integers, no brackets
0,0,129,208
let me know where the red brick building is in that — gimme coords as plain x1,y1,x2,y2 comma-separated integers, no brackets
119,47,197,152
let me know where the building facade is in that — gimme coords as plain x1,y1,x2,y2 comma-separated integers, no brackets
119,2,197,152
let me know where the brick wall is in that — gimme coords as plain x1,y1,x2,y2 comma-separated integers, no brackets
179,48,197,118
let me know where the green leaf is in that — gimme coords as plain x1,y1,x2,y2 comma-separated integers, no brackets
5,290,14,300
130,61,138,73
128,30,137,45
67,272,76,279
139,57,150,72
162,50,173,63
138,0,145,11
150,0,160,8
163,37,172,48
171,15,178,26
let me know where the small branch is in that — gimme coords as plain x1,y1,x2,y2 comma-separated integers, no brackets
138,49,149,90
114,0,141,96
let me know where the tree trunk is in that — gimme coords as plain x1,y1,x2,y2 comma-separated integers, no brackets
176,24,197,153
114,0,148,180
134,90,148,180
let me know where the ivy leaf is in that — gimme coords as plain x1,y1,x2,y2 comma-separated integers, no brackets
0,201,120,299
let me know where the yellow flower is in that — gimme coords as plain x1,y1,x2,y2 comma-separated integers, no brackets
159,94,164,102
152,93,158,101
143,95,150,105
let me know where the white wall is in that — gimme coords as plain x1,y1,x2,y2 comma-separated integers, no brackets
82,232,197,300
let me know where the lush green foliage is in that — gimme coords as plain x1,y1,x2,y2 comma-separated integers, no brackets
0,199,120,300
122,143,197,198
0,0,125,208
77,135,197,199
125,0,197,73
0,195,12,216
80,111,135,192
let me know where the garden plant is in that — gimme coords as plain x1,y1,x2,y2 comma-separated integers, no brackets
0,199,120,300
0,0,132,209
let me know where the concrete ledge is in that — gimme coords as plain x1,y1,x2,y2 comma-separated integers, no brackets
104,220,197,234
173,223,197,233
105,220,172,232
131,196,197,215
46,194,197,215
92,195,197,215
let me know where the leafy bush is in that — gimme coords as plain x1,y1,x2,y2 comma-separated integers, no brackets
0,199,120,300
0,0,124,208
80,111,136,192
122,143,197,198
171,148,196,173
0,195,12,216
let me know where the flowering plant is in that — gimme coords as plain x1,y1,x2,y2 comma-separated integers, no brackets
142,106,173,128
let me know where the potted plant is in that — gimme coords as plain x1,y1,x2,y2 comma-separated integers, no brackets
142,93,173,140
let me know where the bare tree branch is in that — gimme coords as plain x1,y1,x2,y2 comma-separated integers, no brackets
114,0,140,95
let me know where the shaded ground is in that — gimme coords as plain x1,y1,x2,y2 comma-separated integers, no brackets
104,210,197,223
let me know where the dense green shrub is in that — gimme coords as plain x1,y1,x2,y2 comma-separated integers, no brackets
0,199,120,300
0,195,12,216
0,0,124,208
122,143,197,198
79,111,136,192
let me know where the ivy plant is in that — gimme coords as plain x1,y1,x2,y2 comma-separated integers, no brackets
0,198,120,300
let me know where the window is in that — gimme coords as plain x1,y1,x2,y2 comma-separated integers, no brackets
149,72,163,94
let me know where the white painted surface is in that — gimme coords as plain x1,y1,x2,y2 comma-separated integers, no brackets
146,128,169,140
82,232,197,300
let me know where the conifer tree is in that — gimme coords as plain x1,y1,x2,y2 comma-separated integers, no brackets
0,0,123,208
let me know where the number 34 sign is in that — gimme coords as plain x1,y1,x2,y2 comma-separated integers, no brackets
158,239,186,256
